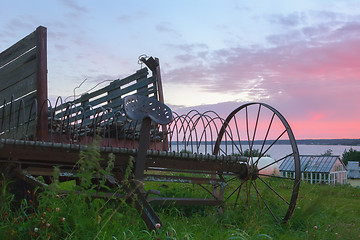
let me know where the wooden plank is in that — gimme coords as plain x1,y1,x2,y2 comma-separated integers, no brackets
85,76,155,108
54,68,149,111
0,30,36,68
0,73,37,100
0,92,37,118
54,76,155,120
0,55,37,92
0,48,37,91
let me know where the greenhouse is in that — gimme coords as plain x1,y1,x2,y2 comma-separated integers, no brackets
279,155,347,185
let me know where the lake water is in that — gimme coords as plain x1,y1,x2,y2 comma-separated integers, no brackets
255,144,360,160
173,144,360,160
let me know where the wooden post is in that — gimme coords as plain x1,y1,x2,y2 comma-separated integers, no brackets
35,26,48,140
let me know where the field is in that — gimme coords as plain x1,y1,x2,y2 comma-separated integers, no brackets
0,148,359,239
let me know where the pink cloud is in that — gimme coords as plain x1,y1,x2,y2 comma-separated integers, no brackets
165,14,360,138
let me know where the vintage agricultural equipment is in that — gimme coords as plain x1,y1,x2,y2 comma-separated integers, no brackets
0,26,301,230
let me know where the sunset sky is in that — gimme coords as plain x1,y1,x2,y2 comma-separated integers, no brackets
1,0,359,139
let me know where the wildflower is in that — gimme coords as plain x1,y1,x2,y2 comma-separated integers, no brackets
27,190,31,195
34,228,39,232
3,212,8,216
61,217,66,222
55,207,60,212
328,225,331,228
155,223,161,229
314,226,318,230
56,195,60,198
46,223,50,228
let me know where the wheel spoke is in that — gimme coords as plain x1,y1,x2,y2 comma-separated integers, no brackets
258,153,294,172
199,184,221,201
225,176,238,183
250,104,261,157
254,129,287,165
251,181,280,223
226,180,245,201
234,184,242,208
258,112,275,159
253,180,262,209
258,176,290,205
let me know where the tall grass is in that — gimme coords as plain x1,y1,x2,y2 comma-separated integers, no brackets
1,142,359,239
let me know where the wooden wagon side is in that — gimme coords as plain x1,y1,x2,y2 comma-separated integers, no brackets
0,26,47,140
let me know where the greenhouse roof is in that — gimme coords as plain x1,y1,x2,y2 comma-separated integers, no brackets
279,155,342,173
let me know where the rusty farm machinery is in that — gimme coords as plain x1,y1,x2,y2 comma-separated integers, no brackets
0,26,301,230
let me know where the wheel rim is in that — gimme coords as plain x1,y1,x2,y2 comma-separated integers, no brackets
213,102,300,223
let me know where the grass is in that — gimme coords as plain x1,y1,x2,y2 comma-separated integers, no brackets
1,143,359,239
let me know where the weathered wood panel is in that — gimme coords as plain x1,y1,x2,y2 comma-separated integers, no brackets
0,26,47,140
0,55,37,92
54,67,157,126
0,31,36,68
0,73,37,101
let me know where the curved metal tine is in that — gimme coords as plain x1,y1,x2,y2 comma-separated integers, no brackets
180,112,198,153
85,105,95,143
258,153,295,172
74,106,86,144
257,176,290,205
207,114,228,155
202,110,225,153
15,99,26,139
9,95,15,139
169,114,185,153
0,97,6,136
251,181,280,223
193,113,210,154
194,112,219,155
26,99,38,140
219,120,242,156
183,112,200,153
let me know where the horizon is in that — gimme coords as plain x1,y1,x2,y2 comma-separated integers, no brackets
1,1,359,139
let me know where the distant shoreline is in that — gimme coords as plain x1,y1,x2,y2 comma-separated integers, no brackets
295,139,360,146
172,139,360,146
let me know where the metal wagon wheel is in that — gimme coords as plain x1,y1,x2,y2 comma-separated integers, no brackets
213,102,300,223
